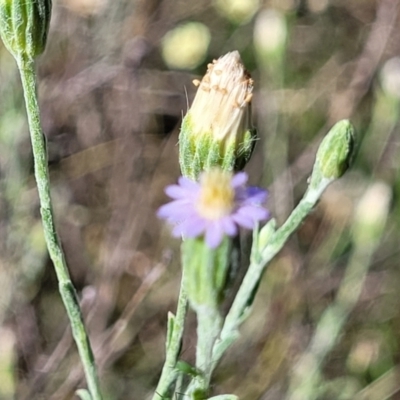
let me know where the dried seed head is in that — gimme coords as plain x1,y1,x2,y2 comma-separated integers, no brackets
180,51,257,179
190,51,253,141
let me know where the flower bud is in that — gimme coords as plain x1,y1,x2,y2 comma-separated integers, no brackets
179,51,256,179
0,0,52,61
257,218,276,252
309,119,355,188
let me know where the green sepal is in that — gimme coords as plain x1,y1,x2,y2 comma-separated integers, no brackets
179,114,257,180
234,127,257,171
0,0,52,61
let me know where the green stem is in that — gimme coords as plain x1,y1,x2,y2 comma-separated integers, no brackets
212,179,331,368
189,307,222,398
181,237,229,399
152,274,188,400
17,56,103,400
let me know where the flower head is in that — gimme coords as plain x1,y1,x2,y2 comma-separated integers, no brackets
190,51,253,142
158,169,269,248
179,51,257,179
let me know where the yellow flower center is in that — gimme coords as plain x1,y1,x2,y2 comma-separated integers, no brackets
196,169,235,220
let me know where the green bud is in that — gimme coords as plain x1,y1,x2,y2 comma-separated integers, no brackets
0,0,52,61
310,119,355,188
179,51,257,180
257,218,276,251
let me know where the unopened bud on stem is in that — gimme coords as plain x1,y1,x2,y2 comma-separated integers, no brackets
180,51,256,179
0,0,52,61
309,120,355,189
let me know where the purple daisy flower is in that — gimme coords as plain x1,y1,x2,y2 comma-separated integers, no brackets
158,169,269,249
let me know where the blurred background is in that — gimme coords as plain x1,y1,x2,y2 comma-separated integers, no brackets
0,0,400,399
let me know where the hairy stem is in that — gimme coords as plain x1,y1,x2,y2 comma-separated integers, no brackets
212,180,331,368
17,56,102,400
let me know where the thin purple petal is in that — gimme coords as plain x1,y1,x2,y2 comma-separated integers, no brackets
165,184,193,199
231,213,256,229
234,187,249,202
157,201,194,220
180,217,207,237
171,215,205,237
244,187,268,204
178,176,199,190
231,172,248,188
238,205,269,221
220,217,238,236
205,222,224,248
